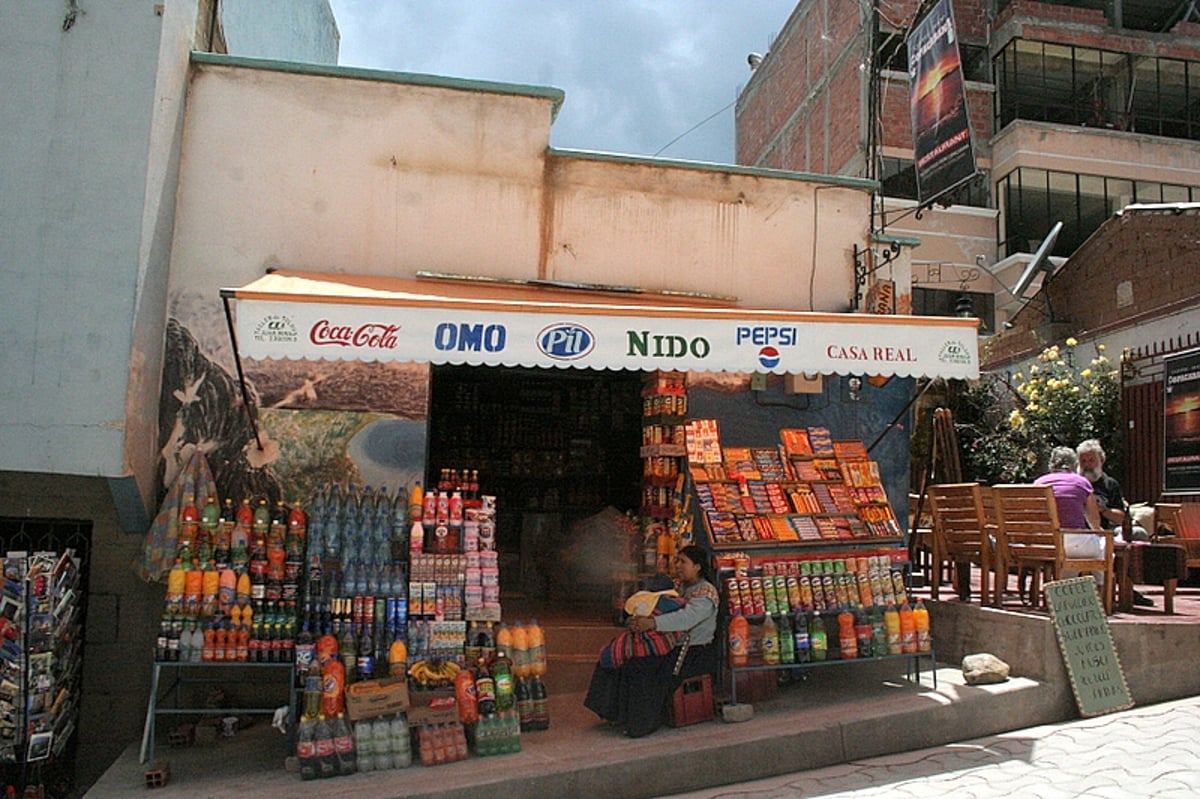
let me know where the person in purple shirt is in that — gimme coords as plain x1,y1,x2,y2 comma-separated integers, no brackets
1034,446,1104,561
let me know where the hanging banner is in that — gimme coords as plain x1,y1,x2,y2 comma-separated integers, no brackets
907,0,977,203
1164,348,1200,493
224,270,980,379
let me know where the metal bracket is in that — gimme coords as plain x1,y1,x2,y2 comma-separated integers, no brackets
853,240,902,308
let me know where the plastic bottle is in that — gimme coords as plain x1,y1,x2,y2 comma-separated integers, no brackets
778,613,795,664
871,604,887,657
388,637,408,677
475,659,497,717
455,664,479,725
913,599,932,653
165,558,186,615
201,559,220,618
493,650,515,711
297,716,319,780
314,716,337,779
516,677,534,732
354,719,375,773
183,560,203,619
212,623,227,663
391,713,412,768
303,658,322,719
372,715,392,770
728,614,749,668
761,614,780,665
854,606,873,658
838,608,857,660
792,611,811,663
809,610,827,661
321,658,346,719
510,621,530,679
899,600,917,654
527,618,547,677
331,714,356,775
531,675,550,730
884,603,902,655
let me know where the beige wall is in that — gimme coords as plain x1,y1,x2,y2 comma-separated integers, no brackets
166,57,877,370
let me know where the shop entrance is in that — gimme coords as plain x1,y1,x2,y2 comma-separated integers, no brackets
427,365,643,614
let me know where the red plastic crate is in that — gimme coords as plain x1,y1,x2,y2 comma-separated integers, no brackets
669,674,714,727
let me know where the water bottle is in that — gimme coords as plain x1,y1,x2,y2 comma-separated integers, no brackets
372,716,392,770
391,713,412,767
354,719,374,772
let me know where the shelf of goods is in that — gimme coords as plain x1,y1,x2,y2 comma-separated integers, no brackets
0,550,83,773
628,372,691,608
686,424,934,702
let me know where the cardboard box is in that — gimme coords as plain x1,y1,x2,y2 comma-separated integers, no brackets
345,677,409,721
406,688,458,726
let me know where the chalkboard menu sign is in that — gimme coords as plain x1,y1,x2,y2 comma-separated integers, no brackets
1045,577,1133,717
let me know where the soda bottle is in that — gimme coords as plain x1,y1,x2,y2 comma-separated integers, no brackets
496,624,513,657
792,611,811,663
216,497,235,568
303,658,323,719
493,650,515,711
809,610,827,662
297,716,319,780
165,558,186,616
236,622,250,662
201,495,220,547
167,616,182,661
339,625,358,684
855,605,873,658
728,614,749,668
201,559,220,618
357,626,375,680
314,716,337,779
510,621,530,679
899,600,917,654
761,614,780,665
388,637,408,677
475,659,497,717
778,612,795,664
884,603,902,655
527,618,547,677
212,623,227,663
321,658,346,719
332,713,356,775
834,606,855,658
914,599,932,653
218,567,237,615
531,675,550,730
178,494,199,562
871,604,887,658
155,615,170,661
516,677,534,732
455,664,479,725
183,559,203,619
354,719,374,773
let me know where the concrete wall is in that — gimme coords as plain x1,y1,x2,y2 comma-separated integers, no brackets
219,0,338,63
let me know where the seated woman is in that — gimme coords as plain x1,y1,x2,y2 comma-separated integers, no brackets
584,544,718,737
1034,446,1106,585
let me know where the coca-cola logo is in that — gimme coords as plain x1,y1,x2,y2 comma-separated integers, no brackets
310,319,400,349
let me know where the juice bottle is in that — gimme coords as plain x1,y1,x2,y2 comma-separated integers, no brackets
165,558,186,615
183,559,203,619
899,601,917,654
388,638,408,676
761,614,780,665
884,603,902,655
837,608,857,660
727,614,749,668
809,610,827,661
218,567,237,614
201,559,220,618
496,623,512,656
510,621,530,679
913,599,932,653
527,619,546,677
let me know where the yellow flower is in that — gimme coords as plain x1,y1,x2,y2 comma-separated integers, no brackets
1030,364,1039,374
1097,343,1106,352
1027,402,1040,413
1065,337,1078,347
1013,372,1024,382
1008,409,1025,429
1081,368,1092,378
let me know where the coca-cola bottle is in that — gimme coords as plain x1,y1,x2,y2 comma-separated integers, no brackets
296,716,319,780
332,713,356,775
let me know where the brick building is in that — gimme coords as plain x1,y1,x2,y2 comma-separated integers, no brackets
735,0,1200,334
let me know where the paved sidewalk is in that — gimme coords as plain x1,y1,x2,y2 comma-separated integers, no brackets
664,695,1200,799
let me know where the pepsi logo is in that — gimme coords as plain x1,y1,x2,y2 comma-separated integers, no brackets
758,346,781,369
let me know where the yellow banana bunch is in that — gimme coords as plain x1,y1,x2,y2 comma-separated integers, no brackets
408,658,462,688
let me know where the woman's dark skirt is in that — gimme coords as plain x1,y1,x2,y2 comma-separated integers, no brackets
583,643,716,737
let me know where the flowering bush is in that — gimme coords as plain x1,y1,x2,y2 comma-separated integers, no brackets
956,339,1122,484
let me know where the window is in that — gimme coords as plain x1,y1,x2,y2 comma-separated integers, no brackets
993,40,1200,141
912,287,995,335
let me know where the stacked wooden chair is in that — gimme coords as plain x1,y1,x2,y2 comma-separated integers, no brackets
928,483,996,605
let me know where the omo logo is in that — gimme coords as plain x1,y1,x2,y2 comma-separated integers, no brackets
537,322,594,360
434,322,507,353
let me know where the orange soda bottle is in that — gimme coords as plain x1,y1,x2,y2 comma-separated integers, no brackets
837,608,857,659
899,601,917,654
913,599,932,653
510,621,530,679
728,614,749,668
527,619,546,677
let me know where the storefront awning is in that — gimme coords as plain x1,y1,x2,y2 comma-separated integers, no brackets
221,269,979,379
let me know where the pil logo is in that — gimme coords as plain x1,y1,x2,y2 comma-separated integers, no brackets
758,346,781,369
537,323,594,361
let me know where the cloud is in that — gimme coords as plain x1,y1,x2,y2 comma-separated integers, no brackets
326,0,791,163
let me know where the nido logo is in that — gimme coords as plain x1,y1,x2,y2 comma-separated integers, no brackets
310,319,400,349
252,315,298,344
537,323,594,360
433,322,507,353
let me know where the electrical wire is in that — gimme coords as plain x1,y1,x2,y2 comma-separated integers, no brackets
653,99,737,157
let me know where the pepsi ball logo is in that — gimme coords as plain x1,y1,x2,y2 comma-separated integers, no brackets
758,346,780,369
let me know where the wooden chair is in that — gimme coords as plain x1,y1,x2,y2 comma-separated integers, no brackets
1154,502,1200,574
928,483,995,605
992,484,1116,614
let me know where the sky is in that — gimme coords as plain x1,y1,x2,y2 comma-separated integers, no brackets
325,1,796,165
